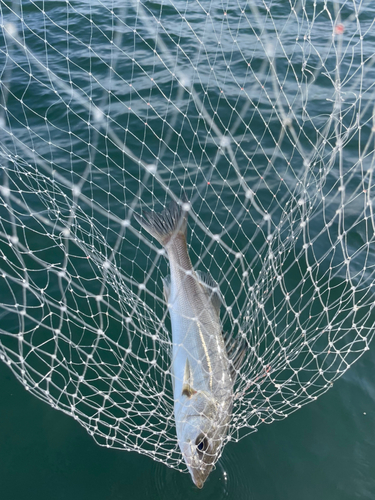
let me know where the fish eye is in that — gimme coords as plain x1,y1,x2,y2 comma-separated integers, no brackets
195,434,209,457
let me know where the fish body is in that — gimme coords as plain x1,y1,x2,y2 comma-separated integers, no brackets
135,199,239,488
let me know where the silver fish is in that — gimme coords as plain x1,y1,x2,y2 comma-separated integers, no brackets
135,198,244,488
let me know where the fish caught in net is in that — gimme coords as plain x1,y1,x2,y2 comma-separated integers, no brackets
0,0,374,485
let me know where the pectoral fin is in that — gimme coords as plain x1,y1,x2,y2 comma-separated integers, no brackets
182,358,197,398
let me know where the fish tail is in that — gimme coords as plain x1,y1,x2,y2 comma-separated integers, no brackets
134,197,188,247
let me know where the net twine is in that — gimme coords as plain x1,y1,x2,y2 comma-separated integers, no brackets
0,0,374,470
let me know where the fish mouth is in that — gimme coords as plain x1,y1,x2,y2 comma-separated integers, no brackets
189,462,213,489
192,476,204,489
181,440,214,489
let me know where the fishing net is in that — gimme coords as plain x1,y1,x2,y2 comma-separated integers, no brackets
0,0,374,471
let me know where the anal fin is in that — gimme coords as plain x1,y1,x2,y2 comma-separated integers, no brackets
196,270,222,315
162,275,171,304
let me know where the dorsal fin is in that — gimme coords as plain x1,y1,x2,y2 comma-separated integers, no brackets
222,331,247,382
195,270,222,315
182,358,197,398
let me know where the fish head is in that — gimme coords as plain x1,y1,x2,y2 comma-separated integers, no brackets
177,392,230,489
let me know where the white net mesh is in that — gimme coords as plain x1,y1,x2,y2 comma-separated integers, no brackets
0,0,374,475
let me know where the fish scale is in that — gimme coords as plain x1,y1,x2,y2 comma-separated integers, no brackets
134,198,244,488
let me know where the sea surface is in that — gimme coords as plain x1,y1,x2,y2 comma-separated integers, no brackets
1,343,374,500
0,1,374,499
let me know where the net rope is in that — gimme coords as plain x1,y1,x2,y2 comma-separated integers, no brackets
0,0,374,470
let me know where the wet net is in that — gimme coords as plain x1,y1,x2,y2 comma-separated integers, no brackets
0,0,374,471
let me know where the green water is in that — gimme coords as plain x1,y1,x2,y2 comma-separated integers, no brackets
1,350,374,500
0,1,375,498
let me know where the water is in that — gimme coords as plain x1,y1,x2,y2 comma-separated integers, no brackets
1,349,374,499
1,1,375,498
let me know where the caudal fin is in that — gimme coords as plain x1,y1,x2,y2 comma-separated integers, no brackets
134,198,188,247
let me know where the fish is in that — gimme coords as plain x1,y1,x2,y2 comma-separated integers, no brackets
134,197,245,488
